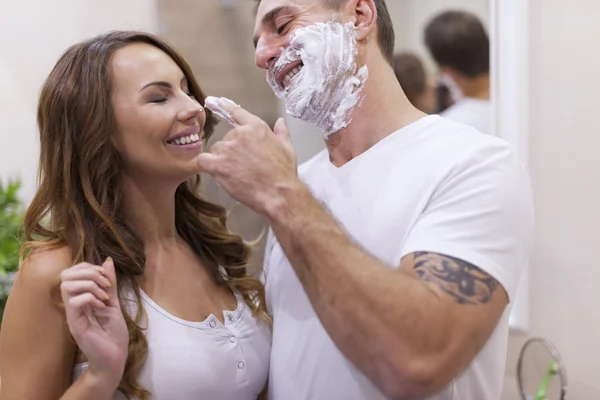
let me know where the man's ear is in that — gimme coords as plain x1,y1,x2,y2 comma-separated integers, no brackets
351,0,377,41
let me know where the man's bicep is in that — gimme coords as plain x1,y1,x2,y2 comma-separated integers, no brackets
407,251,508,306
400,251,508,344
401,142,534,304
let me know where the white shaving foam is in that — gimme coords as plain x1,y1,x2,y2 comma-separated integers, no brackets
204,96,240,127
267,21,368,139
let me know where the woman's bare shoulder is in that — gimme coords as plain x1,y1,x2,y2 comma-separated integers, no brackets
18,245,72,285
0,245,76,398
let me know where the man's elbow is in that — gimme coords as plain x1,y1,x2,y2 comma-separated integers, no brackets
375,353,453,400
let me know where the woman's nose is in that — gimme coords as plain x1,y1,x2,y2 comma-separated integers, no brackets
179,96,204,122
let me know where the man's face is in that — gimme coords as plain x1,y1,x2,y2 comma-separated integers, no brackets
253,0,369,137
253,0,336,75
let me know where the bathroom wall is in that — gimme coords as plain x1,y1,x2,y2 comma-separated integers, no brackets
501,0,600,397
0,0,159,104
0,0,159,202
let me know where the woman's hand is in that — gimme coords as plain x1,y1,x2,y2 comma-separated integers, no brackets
60,257,128,389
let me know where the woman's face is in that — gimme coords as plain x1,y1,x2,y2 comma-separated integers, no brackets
110,43,206,183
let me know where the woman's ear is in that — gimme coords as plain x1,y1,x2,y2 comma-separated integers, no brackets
352,0,377,41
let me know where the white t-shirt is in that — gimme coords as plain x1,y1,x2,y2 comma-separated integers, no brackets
72,288,272,399
441,98,491,135
263,115,534,400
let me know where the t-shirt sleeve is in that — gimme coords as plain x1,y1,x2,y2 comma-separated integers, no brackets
401,142,534,302
260,228,276,285
260,228,277,313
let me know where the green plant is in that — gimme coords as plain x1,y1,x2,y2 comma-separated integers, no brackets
0,179,24,325
0,179,23,274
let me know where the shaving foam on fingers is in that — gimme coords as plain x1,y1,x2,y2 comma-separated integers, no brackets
204,96,240,127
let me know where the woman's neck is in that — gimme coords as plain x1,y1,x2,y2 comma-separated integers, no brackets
120,175,179,247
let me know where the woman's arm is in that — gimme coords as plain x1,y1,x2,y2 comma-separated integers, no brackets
257,379,268,400
0,247,116,400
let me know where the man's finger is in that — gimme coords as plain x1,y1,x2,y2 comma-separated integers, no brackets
273,117,291,143
204,96,255,127
196,152,221,174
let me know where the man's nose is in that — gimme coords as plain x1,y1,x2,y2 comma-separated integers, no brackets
255,40,280,70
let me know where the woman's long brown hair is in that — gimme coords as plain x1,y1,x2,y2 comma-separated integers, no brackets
21,30,268,399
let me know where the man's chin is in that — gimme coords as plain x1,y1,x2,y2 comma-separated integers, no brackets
278,83,296,99
283,97,311,121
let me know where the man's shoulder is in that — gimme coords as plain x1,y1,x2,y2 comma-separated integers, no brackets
417,116,517,161
429,121,530,194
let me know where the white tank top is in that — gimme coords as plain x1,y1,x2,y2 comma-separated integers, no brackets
71,287,271,399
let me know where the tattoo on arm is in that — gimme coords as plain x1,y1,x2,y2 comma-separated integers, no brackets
413,252,499,305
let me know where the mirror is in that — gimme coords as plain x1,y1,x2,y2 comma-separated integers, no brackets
390,1,491,134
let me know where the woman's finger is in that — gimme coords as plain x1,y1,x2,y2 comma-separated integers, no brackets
61,280,110,303
100,258,120,308
61,266,112,290
67,292,107,315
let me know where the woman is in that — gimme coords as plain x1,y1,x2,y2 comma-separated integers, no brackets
392,52,437,114
0,31,271,399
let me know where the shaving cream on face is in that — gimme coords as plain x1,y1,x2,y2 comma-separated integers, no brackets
267,21,368,139
204,96,240,127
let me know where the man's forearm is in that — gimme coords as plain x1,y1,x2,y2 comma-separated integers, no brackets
265,182,455,396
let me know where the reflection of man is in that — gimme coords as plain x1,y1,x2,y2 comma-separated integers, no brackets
393,52,437,114
199,0,534,399
425,10,492,134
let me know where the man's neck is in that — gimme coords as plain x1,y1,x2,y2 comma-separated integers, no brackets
459,73,490,100
325,62,426,167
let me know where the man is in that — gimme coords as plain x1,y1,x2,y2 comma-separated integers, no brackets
393,52,437,114
197,0,534,399
424,10,492,134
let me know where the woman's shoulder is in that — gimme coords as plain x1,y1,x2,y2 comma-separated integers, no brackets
0,245,78,398
18,245,72,287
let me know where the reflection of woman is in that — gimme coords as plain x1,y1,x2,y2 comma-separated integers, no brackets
392,52,437,114
435,82,454,114
0,31,271,399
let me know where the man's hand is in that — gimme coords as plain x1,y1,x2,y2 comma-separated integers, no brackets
199,97,300,215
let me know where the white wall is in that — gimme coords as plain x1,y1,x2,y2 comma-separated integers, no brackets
0,0,159,202
501,0,600,397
